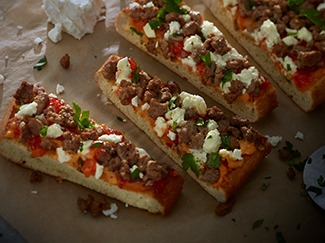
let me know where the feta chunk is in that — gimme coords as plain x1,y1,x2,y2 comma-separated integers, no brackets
43,0,104,41
143,22,156,38
95,163,104,179
294,131,304,140
57,147,71,163
253,19,280,50
297,27,313,42
179,91,207,116
201,21,222,38
15,101,38,118
116,57,131,84
98,134,123,143
164,21,181,40
203,129,222,153
154,117,168,137
46,123,64,138
183,35,203,53
265,135,282,147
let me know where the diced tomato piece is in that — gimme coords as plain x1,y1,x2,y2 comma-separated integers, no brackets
128,57,137,72
28,137,47,157
169,41,184,58
292,69,312,91
49,97,65,113
81,158,97,177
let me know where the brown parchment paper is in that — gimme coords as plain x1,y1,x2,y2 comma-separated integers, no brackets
0,0,324,242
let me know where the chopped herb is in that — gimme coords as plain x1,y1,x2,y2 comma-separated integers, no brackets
79,143,84,152
130,27,143,36
195,118,208,127
286,64,291,71
221,135,230,149
231,218,236,223
72,102,93,130
275,231,286,243
246,0,255,10
252,219,264,230
157,0,187,22
286,0,304,7
131,66,140,84
261,182,270,191
181,153,199,177
130,166,140,181
317,175,325,187
168,95,178,110
172,121,178,130
33,56,47,71
39,126,48,137
200,52,212,67
90,142,103,148
301,8,325,30
148,19,161,30
207,152,221,168
306,185,322,197
221,70,233,88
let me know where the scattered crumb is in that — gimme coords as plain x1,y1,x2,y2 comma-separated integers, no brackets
16,25,23,35
34,37,43,45
294,131,304,140
0,74,4,85
125,203,129,208
96,93,100,98
215,197,236,216
265,135,282,147
30,190,38,194
286,167,296,180
29,171,43,183
56,177,64,184
102,203,119,219
100,94,112,105
60,53,70,69
5,55,9,67
56,84,65,95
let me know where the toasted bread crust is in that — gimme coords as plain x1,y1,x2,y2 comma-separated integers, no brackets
0,86,183,215
115,9,277,122
95,55,272,202
201,0,325,112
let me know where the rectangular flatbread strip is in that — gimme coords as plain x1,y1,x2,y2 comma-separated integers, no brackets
0,81,184,215
114,0,278,122
95,55,272,202
201,0,325,111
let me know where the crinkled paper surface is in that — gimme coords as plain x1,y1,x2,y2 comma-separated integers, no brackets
0,0,324,242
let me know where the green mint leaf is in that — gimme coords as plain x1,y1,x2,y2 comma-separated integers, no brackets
286,0,304,7
195,118,208,127
301,8,325,30
200,52,212,67
252,219,264,230
72,102,92,130
207,152,221,168
130,166,140,181
168,95,178,110
172,121,178,130
130,27,143,36
181,153,199,177
221,70,233,88
261,182,270,191
131,66,140,84
221,135,230,149
39,125,48,137
33,56,47,71
90,142,103,148
148,19,161,30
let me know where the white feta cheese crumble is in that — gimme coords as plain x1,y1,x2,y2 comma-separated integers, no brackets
317,2,325,11
282,36,298,46
57,147,71,163
131,96,139,107
179,91,207,116
15,101,38,118
154,117,168,137
141,102,150,110
164,21,181,40
183,35,203,53
135,147,149,158
167,130,176,141
34,37,43,45
46,123,64,138
278,56,297,72
233,66,259,87
143,1,154,8
294,131,304,140
297,27,313,42
79,140,93,156
129,2,140,9
265,135,282,147
143,22,156,38
203,129,222,153
43,0,104,41
201,21,222,38
253,19,280,50
219,149,243,160
56,83,65,95
165,107,186,127
181,56,197,72
116,57,131,84
48,23,62,43
207,120,218,131
190,149,207,163
102,203,118,219
95,163,104,179
98,134,123,143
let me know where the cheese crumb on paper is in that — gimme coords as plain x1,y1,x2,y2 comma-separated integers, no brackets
265,135,282,147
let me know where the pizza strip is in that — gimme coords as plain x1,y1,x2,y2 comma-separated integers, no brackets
201,0,325,111
0,81,183,215
114,0,278,122
95,55,272,202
